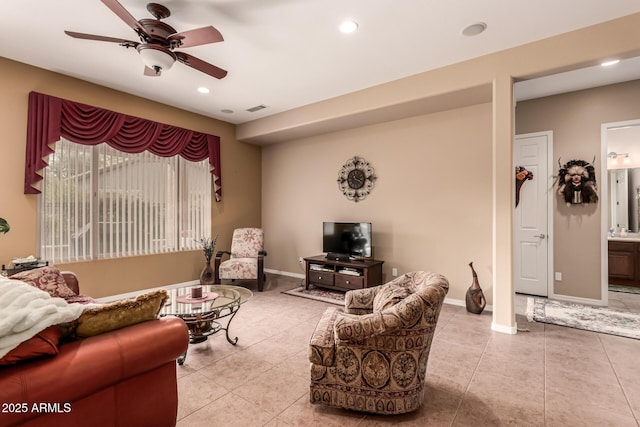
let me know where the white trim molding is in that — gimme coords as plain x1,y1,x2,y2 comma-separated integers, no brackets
265,268,304,279
492,321,518,334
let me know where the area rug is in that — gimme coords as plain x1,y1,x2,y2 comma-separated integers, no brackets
609,284,640,295
526,297,640,340
282,285,344,306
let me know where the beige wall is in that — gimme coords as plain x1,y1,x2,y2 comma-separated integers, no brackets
248,13,640,331
516,79,640,300
0,58,261,298
263,103,493,302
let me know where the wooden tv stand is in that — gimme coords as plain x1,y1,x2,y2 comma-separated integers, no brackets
304,255,384,292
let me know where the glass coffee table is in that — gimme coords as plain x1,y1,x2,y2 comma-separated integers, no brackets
160,284,253,365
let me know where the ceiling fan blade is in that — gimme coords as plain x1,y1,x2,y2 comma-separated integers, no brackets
100,0,148,38
176,52,227,79
64,30,139,46
144,66,160,77
167,26,224,48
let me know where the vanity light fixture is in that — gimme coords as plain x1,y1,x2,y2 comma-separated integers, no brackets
608,152,631,165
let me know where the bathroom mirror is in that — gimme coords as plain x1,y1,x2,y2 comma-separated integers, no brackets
607,122,640,233
609,168,640,232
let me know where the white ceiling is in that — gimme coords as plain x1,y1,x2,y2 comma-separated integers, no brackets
514,56,640,102
2,0,640,125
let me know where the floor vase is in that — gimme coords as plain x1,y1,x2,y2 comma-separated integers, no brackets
465,262,486,314
200,260,215,286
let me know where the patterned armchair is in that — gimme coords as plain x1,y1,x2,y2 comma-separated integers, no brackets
308,271,449,414
214,228,267,292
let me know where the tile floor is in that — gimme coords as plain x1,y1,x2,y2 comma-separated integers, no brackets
174,274,640,426
608,288,640,313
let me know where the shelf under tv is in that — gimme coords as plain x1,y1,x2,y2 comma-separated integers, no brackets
303,255,384,292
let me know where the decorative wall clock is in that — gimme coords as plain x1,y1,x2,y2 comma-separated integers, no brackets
337,156,377,202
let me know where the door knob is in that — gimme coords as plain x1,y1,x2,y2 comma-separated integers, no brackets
534,234,546,239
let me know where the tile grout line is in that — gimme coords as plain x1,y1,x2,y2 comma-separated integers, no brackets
597,333,639,423
448,309,493,426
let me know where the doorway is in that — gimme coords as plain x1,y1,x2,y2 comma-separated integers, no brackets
601,118,640,310
513,131,553,297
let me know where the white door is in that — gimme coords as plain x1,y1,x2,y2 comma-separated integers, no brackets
514,132,551,296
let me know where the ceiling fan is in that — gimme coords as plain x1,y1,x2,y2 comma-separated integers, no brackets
65,0,227,79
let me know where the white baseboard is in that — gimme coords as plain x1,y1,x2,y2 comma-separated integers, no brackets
445,296,512,334
444,297,466,308
268,271,499,314
492,321,518,334
98,270,302,303
97,270,505,322
444,296,494,313
95,279,199,303
265,268,305,279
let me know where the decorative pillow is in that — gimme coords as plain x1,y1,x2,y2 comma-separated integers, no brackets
75,289,168,338
0,325,62,365
373,285,413,312
10,266,76,298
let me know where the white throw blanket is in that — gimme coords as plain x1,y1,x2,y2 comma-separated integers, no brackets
0,277,86,358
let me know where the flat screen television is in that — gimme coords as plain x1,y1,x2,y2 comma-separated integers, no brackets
323,222,372,259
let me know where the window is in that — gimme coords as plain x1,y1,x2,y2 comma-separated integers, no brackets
40,138,211,263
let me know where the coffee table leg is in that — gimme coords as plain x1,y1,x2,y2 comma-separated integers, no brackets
177,350,187,365
176,304,243,364
223,308,240,345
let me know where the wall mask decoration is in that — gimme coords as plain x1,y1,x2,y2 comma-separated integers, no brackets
515,166,534,207
556,158,598,206
337,156,377,202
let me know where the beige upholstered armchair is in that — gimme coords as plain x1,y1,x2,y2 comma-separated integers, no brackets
214,228,267,292
308,271,449,414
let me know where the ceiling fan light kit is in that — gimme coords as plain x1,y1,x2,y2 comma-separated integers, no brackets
65,0,227,79
137,44,176,75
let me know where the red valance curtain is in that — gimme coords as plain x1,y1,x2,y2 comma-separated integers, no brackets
25,91,222,201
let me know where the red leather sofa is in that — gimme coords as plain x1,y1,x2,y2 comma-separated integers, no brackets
0,273,189,427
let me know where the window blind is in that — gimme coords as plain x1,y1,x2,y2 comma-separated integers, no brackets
40,139,211,263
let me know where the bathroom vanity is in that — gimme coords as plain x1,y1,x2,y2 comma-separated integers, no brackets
608,237,640,288
608,166,640,288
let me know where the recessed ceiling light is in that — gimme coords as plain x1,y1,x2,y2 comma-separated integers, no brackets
197,87,210,94
221,109,234,114
461,22,487,37
601,59,620,67
339,20,359,34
